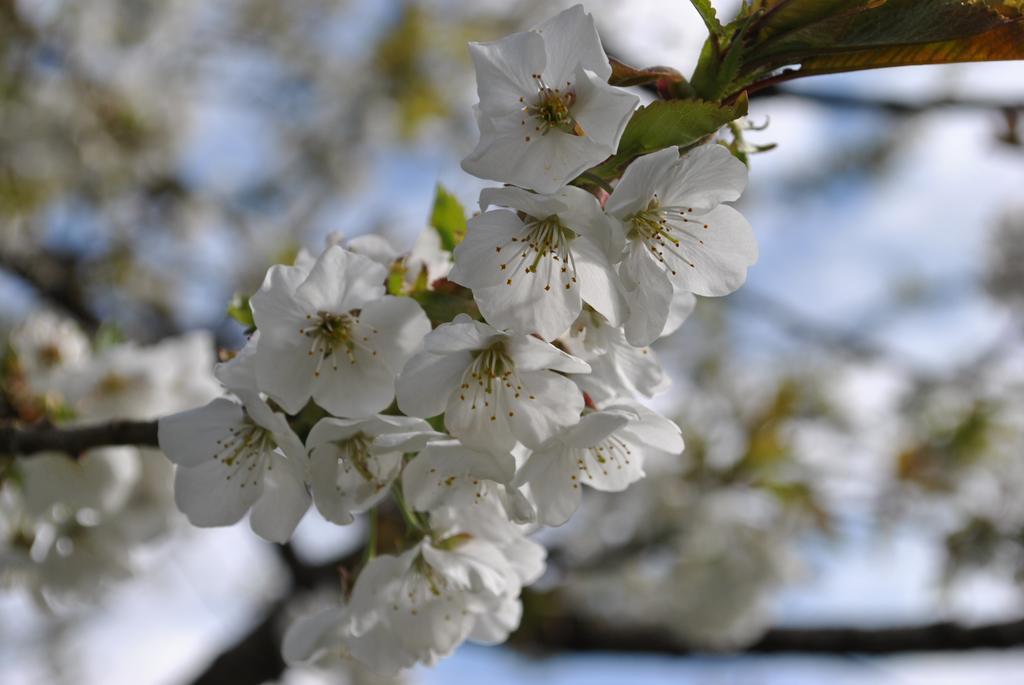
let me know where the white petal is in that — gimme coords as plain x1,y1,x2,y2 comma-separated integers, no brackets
393,593,473,664
344,622,418,675
478,186,569,218
559,410,632,448
503,485,537,524
358,296,431,373
19,447,140,515
621,245,674,347
311,346,396,418
282,606,349,664
536,4,612,83
556,185,626,258
214,331,260,394
422,539,511,596
605,146,679,219
372,430,445,454
236,392,307,464
607,338,670,398
310,444,399,524
665,204,757,297
516,446,580,526
348,552,415,634
662,143,748,210
462,109,614,195
249,452,310,543
507,370,584,448
305,416,366,449
347,233,399,267
449,210,524,291
468,31,545,116
613,403,685,455
506,335,590,373
253,333,318,414
662,291,697,337
444,377,519,453
295,246,386,313
249,263,310,341
570,68,637,155
396,349,471,418
423,317,500,354
173,456,264,527
469,595,522,645
501,534,547,585
574,440,645,493
158,397,245,468
403,442,515,512
472,273,579,341
573,235,627,326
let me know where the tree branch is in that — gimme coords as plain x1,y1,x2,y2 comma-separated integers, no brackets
186,544,358,685
753,86,1024,116
518,606,1024,655
0,419,158,457
0,249,100,332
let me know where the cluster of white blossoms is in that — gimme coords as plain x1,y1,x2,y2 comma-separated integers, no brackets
153,3,758,674
1,312,220,603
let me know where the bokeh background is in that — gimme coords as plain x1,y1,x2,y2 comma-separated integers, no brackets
2,0,1024,683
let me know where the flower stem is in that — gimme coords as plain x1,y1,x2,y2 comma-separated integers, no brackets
363,506,378,563
578,171,614,194
390,482,426,535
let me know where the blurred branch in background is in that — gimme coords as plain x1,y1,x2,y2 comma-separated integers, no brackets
180,540,1024,685
757,86,1024,117
0,419,157,456
0,249,99,332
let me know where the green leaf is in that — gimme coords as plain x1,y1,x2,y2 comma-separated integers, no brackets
412,280,479,327
736,0,1024,95
227,292,254,328
386,260,407,296
583,94,749,181
93,322,126,351
689,0,725,38
747,0,876,42
429,184,466,252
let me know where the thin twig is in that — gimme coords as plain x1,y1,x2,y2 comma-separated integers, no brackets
0,420,159,457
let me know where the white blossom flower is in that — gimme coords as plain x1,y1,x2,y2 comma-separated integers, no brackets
450,186,625,341
9,311,89,394
250,246,431,417
338,535,515,671
566,490,795,651
349,229,454,290
429,492,546,645
213,330,260,394
158,392,310,543
284,496,542,674
345,233,400,267
305,415,443,524
17,447,140,518
429,489,547,593
605,144,757,346
396,315,589,453
461,4,638,193
516,404,684,525
64,331,221,421
283,603,418,676
408,226,454,286
562,306,674,403
401,440,516,513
